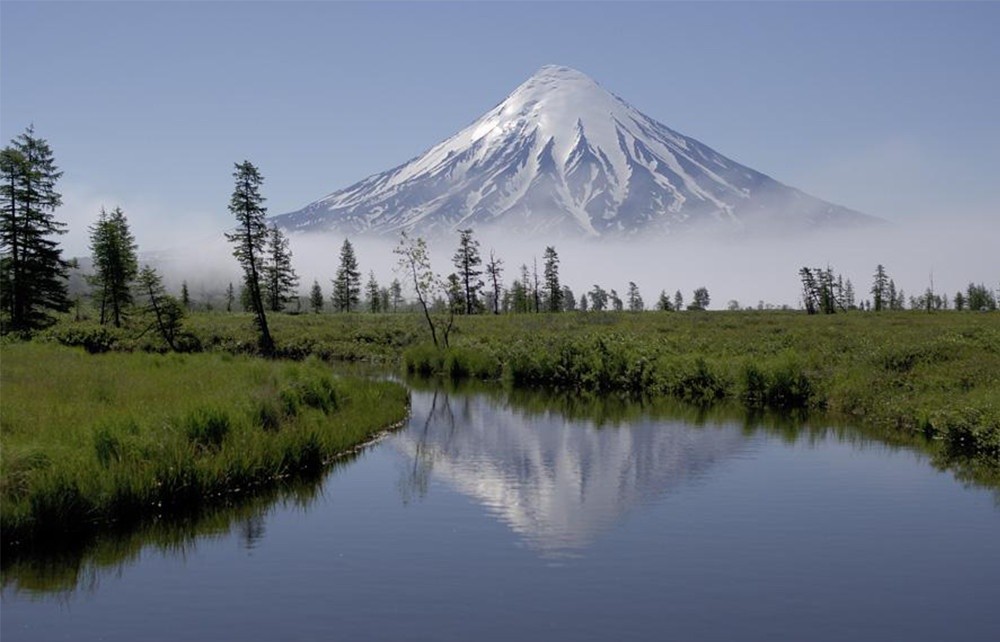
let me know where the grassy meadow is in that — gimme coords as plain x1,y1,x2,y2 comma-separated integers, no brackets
7,308,999,548
0,343,408,549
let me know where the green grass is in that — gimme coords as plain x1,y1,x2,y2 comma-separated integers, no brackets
35,308,1000,475
0,343,409,549
399,311,1000,463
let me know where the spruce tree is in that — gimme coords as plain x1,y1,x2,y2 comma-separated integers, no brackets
589,285,608,311
226,282,235,312
542,246,562,312
871,264,889,312
310,280,324,313
365,270,381,313
610,289,623,312
1,126,70,331
224,161,274,354
389,278,403,312
452,229,483,314
656,290,673,311
674,290,683,311
332,238,361,312
561,286,576,311
627,282,644,312
263,225,298,312
88,206,138,327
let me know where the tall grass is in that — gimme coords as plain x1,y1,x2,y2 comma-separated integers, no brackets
0,344,409,549
34,309,1000,467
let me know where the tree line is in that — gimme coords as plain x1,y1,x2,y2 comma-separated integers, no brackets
799,263,997,314
2,130,997,346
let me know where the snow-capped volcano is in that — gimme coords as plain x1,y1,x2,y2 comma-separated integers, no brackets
273,65,877,237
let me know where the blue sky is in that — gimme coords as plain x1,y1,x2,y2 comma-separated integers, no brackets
2,1,998,256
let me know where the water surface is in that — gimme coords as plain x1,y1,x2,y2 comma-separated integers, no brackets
3,386,999,641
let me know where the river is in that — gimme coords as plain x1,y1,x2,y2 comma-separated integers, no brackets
3,383,999,641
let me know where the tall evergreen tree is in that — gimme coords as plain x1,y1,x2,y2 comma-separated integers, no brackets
579,293,589,312
225,282,235,312
263,225,298,312
224,160,274,354
1,126,70,331
589,285,609,311
389,278,403,312
610,289,623,312
309,280,324,313
871,264,889,312
332,238,361,312
451,229,483,314
88,206,138,327
542,246,562,312
673,290,683,311
365,270,381,313
656,290,673,311
627,282,644,312
561,286,576,312
532,258,541,313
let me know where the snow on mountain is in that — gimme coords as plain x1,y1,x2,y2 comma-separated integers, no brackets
273,65,878,238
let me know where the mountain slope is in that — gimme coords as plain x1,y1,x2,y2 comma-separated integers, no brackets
273,65,878,238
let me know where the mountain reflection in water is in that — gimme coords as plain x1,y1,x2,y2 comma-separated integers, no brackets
394,388,751,553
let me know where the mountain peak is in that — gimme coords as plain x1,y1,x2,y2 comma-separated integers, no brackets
273,67,878,238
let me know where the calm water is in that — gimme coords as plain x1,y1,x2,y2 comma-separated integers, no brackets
3,385,999,641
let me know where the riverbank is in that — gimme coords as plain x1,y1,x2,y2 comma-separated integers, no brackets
35,309,1000,470
0,344,409,550
401,312,1000,464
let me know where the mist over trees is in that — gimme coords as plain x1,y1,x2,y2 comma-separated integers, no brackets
3,130,998,342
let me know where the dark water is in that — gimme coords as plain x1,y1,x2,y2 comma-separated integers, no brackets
3,386,999,641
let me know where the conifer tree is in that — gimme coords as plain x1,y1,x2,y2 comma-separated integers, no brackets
88,206,138,327
627,281,644,312
1,126,70,331
263,225,298,312
225,160,273,354
542,246,562,312
674,290,683,311
561,286,576,311
656,290,673,311
309,280,324,313
871,264,889,312
181,281,191,310
389,278,403,312
365,270,381,313
452,229,483,314
610,289,623,311
332,238,361,312
579,293,589,312
589,285,609,311
226,282,235,312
